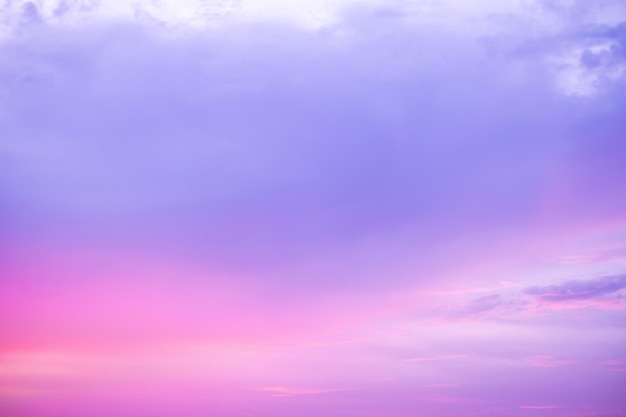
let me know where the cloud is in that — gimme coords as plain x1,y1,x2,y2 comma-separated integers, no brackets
519,405,563,409
599,359,626,372
450,273,626,323
259,386,342,396
456,295,508,316
526,355,576,367
599,359,624,366
449,293,531,321
0,0,624,298
525,275,626,302
403,354,469,363
558,246,626,265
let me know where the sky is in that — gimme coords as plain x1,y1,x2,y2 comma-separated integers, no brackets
1,0,626,416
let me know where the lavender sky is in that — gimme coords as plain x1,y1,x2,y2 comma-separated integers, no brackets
1,0,626,416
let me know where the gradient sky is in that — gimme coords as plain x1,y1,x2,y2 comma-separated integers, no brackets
1,0,626,416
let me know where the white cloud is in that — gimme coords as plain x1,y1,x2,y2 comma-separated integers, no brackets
0,0,579,34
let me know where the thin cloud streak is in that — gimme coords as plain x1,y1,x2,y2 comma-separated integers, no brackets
403,355,470,363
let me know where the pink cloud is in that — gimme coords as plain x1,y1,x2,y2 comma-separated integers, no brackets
526,356,576,368
520,405,564,409
557,246,626,265
259,386,342,397
599,359,625,367
531,297,625,312
599,359,626,372
404,354,470,363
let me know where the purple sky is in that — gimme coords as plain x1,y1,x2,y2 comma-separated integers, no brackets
1,0,626,416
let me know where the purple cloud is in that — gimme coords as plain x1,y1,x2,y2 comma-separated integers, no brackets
449,273,626,324
525,275,626,303
1,7,624,294
459,295,507,314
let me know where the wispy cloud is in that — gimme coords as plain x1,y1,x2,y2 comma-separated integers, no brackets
404,354,470,363
558,247,626,265
519,405,564,409
456,294,514,316
525,275,626,303
599,359,625,366
260,386,342,397
599,359,626,372
526,355,576,368
452,273,626,321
